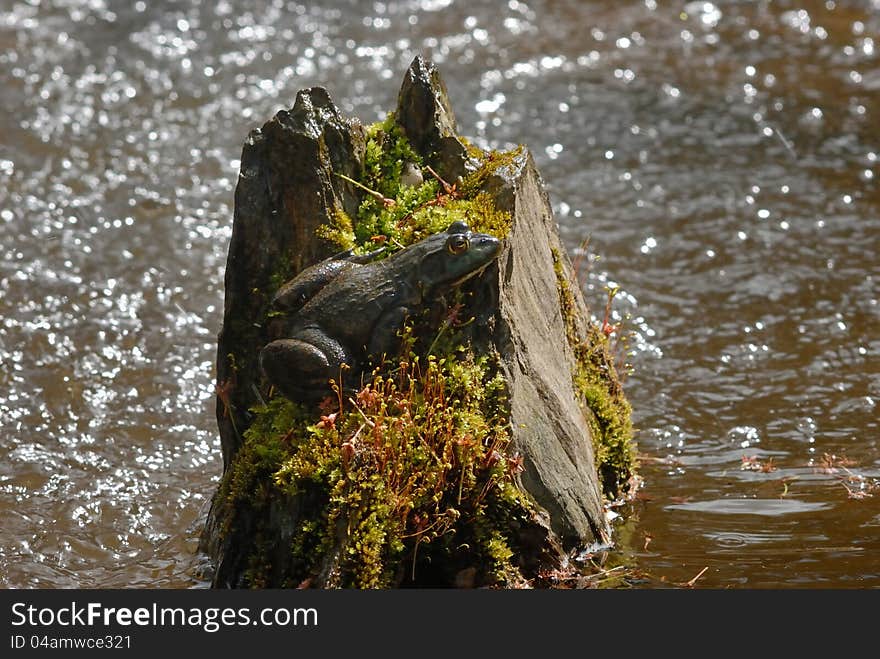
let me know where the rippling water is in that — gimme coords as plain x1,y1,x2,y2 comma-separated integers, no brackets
1,0,877,588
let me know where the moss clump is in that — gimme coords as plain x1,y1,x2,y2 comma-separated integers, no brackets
551,248,636,499
214,341,535,588
318,113,516,256
212,396,310,538
315,207,356,252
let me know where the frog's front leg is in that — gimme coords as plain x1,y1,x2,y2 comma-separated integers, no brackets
366,306,412,360
260,328,351,400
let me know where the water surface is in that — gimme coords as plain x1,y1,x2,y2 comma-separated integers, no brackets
1,0,877,588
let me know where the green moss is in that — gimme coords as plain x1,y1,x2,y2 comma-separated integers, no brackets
213,342,535,588
211,397,301,540
318,113,517,255
267,257,297,297
315,207,356,251
551,248,636,499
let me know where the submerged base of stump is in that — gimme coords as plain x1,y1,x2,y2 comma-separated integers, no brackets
201,56,635,588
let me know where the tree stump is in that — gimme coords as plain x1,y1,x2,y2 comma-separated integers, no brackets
201,56,634,588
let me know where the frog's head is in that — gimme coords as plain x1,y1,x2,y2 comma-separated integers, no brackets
414,220,501,292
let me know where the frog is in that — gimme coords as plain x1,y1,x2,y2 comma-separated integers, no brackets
259,220,501,402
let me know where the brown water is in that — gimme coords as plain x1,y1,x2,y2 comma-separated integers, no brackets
1,0,877,589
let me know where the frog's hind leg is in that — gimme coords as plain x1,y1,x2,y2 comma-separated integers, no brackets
259,332,350,401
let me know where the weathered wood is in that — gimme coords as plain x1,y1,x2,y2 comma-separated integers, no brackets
488,154,610,544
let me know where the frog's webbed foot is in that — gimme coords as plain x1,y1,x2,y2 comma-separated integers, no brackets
260,331,351,401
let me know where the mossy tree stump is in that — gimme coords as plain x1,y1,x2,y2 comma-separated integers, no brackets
201,56,635,588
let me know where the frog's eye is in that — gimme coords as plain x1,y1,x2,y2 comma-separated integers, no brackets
447,220,470,234
446,234,470,255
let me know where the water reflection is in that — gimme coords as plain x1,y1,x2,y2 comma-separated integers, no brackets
667,498,831,516
1,0,877,587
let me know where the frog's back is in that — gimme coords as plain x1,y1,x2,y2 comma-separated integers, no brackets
291,258,409,341
272,259,359,314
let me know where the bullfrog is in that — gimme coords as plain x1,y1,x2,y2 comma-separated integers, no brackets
260,220,501,402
